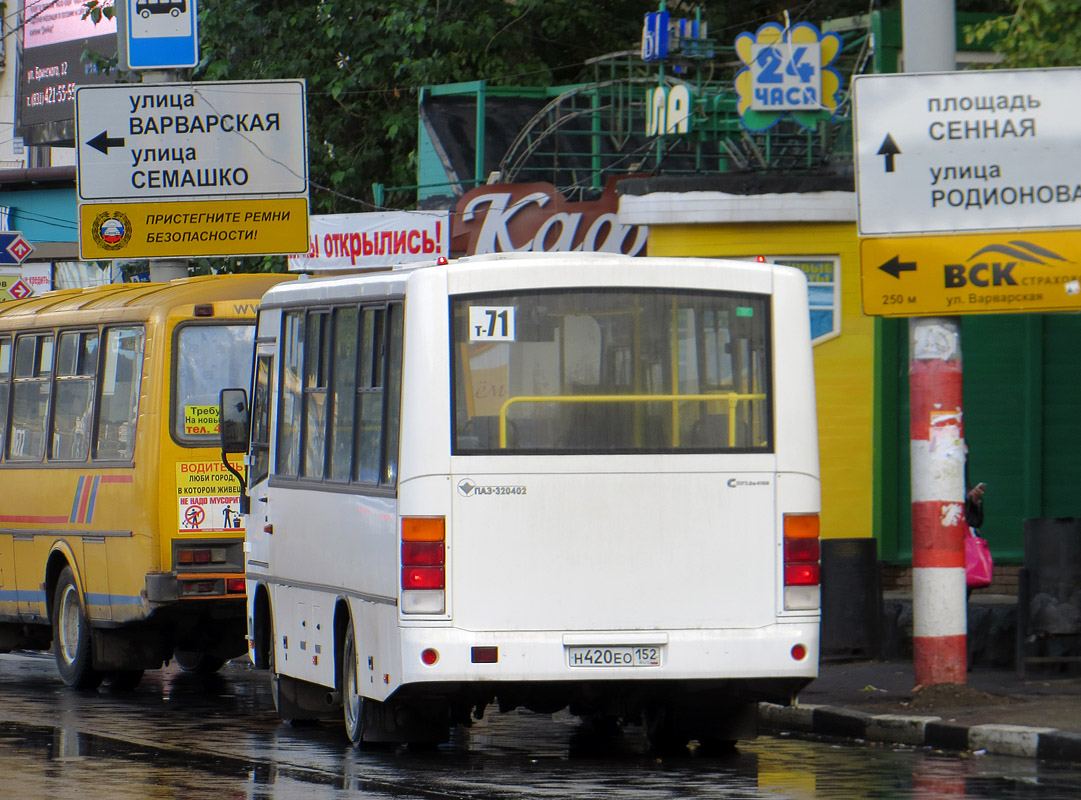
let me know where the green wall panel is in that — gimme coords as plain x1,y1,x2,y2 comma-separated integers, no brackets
876,313,1081,565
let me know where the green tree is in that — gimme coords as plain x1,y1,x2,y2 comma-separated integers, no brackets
194,0,882,215
196,0,656,213
965,0,1081,67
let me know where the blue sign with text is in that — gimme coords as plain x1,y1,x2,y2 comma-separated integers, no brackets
120,0,199,70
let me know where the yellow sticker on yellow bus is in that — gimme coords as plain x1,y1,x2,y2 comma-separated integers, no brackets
176,459,246,534
184,405,220,435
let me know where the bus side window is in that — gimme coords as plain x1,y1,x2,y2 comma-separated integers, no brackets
383,303,403,486
328,306,358,482
250,354,274,485
276,311,305,477
302,311,330,479
94,326,143,461
9,333,54,462
0,337,10,459
51,331,97,461
354,307,385,484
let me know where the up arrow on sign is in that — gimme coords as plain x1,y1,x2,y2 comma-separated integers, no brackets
0,232,35,265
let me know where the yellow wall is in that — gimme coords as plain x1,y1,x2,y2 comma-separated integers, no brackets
646,221,872,540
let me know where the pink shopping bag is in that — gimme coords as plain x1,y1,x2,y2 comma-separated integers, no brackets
965,529,993,588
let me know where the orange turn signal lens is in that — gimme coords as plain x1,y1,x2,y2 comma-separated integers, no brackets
783,513,819,539
402,517,445,542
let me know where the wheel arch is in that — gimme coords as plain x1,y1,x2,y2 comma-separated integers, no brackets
44,545,79,622
251,583,273,670
333,597,352,691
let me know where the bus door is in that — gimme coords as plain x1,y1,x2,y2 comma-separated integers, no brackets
245,347,276,571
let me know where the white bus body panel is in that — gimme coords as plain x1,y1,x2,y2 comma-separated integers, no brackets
248,254,821,706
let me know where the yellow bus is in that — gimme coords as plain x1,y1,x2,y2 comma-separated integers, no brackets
0,274,286,689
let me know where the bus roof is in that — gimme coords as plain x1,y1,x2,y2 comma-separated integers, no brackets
269,251,793,307
0,274,288,328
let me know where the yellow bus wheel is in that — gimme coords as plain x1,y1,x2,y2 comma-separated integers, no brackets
52,566,103,690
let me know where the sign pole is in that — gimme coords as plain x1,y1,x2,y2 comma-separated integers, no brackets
901,0,968,686
142,70,188,282
909,317,968,685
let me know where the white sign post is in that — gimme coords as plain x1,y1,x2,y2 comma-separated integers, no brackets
75,80,307,202
853,67,1081,236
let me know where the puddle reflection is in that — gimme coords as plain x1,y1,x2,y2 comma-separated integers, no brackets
4,653,1081,799
5,716,1081,799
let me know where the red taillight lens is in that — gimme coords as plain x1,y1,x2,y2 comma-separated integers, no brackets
226,577,246,594
402,541,444,566
783,512,820,589
785,563,820,586
402,566,445,590
471,646,498,664
784,538,819,563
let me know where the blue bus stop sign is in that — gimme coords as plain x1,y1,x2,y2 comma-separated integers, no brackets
119,0,199,70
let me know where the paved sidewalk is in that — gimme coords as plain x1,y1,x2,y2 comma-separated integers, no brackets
759,659,1081,763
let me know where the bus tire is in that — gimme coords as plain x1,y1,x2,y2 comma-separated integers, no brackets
342,622,367,746
52,566,103,690
173,649,226,674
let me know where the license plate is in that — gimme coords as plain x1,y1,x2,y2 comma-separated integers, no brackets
566,645,663,668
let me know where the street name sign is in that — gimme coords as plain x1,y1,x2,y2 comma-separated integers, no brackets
861,229,1081,316
75,79,309,259
75,80,307,202
853,67,1081,236
117,0,199,70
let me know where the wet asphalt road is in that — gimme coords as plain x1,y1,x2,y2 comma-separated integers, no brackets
6,651,1081,799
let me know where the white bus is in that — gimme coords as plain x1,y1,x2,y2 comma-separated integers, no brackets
222,252,821,751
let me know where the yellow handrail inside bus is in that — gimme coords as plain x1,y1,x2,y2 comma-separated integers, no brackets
497,392,767,448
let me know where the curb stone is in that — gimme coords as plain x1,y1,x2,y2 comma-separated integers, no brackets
758,702,1081,764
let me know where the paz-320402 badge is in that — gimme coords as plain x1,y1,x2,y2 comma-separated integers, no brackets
91,211,133,251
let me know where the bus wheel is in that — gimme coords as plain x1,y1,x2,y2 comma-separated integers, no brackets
342,623,366,746
52,566,103,690
174,649,226,674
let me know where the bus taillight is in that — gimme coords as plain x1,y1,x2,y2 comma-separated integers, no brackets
783,513,820,611
176,546,228,566
401,517,445,614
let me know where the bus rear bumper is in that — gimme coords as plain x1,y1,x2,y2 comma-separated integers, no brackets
396,622,818,704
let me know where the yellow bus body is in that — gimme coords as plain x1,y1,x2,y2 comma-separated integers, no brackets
0,274,286,684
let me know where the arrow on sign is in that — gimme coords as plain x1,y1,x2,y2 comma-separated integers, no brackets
877,134,901,172
878,255,917,279
0,232,34,265
86,131,126,155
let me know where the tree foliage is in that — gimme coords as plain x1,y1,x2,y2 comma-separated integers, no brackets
195,0,880,215
195,0,655,213
965,0,1081,67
